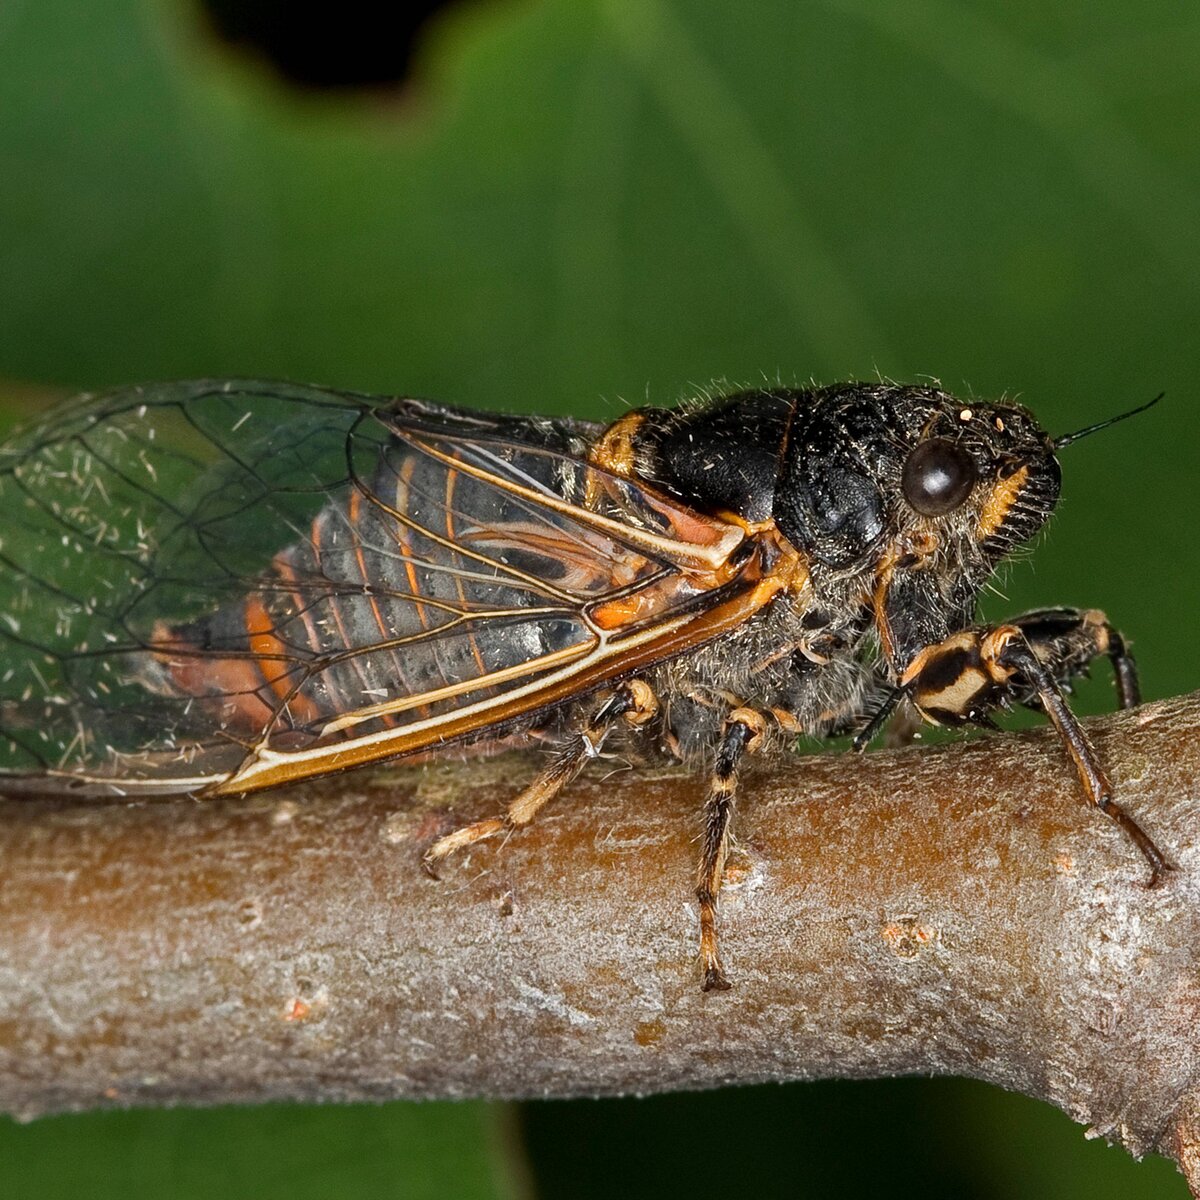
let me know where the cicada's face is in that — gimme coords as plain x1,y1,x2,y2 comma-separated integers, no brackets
889,393,1063,561
772,385,1061,567
770,385,1063,670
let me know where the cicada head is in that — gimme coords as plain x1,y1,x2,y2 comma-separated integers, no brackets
772,385,1061,571
770,384,1064,671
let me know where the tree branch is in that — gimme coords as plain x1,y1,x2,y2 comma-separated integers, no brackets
2,694,1199,1190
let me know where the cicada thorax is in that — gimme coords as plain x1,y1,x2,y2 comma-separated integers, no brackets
586,384,1070,699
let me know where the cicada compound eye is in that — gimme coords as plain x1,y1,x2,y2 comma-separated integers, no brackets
901,438,977,516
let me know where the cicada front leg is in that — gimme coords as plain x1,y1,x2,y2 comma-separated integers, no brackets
1006,607,1140,709
423,680,658,875
901,623,1171,886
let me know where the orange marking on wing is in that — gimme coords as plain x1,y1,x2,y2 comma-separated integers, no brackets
243,597,321,726
149,620,279,732
345,488,399,729
442,462,487,676
590,596,643,631
589,574,699,631
649,502,747,570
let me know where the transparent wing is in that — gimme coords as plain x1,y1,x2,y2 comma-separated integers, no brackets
0,380,750,796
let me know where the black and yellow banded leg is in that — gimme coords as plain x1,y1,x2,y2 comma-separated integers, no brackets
423,680,658,875
1009,607,1140,709
697,707,765,992
903,625,1171,886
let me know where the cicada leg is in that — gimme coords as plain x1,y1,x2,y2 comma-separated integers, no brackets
1007,607,1140,709
422,680,658,875
696,707,766,992
902,624,1171,886
852,687,904,752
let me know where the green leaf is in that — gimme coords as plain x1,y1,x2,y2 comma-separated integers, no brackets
0,1,1197,1197
0,1103,525,1200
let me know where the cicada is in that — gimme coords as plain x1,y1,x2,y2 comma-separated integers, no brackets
0,380,1168,988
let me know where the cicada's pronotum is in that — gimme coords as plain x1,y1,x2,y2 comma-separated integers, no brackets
0,380,1168,988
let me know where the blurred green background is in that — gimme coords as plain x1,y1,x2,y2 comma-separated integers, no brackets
0,0,1196,1196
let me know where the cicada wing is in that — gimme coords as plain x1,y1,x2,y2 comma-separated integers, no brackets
0,381,381,792
0,382,751,797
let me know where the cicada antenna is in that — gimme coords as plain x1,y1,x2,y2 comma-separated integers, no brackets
1053,392,1164,450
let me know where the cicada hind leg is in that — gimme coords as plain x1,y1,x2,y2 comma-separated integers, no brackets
424,677,774,993
422,680,658,876
901,612,1172,886
695,707,767,991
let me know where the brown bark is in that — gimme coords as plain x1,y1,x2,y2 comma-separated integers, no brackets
1,693,1199,1191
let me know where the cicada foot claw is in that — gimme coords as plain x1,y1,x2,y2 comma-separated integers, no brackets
702,964,732,993
423,817,507,878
